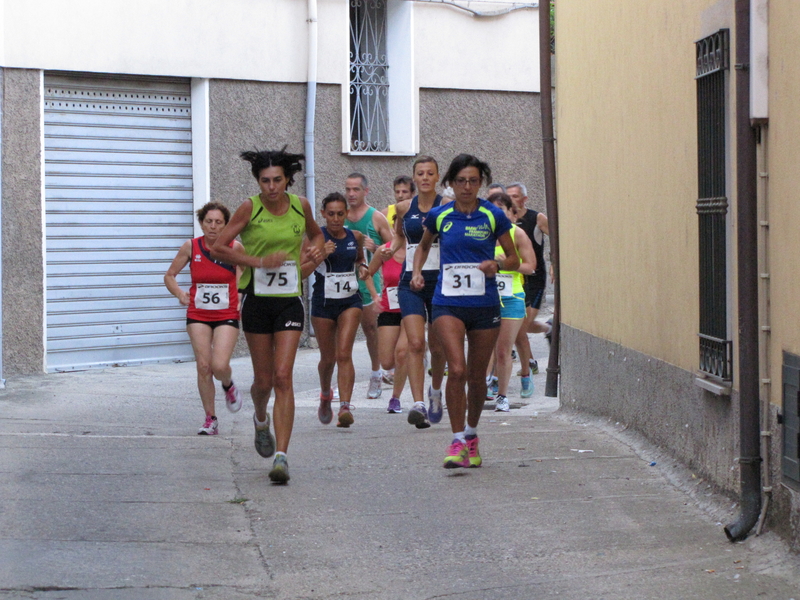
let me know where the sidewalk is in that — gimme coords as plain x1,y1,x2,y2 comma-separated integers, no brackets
1,338,799,599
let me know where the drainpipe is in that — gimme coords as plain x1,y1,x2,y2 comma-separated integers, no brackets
305,0,318,337
539,1,560,397
724,0,760,542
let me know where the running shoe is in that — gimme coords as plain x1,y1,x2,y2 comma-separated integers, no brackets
494,394,510,412
253,412,276,458
530,359,539,375
465,435,482,468
520,376,534,398
511,348,517,361
428,362,449,377
318,391,333,425
367,376,382,399
544,318,553,345
428,386,443,424
337,402,354,428
382,369,395,385
387,396,402,413
268,455,290,484
224,382,242,413
407,401,431,429
486,375,499,398
333,387,340,400
443,439,470,469
198,415,218,435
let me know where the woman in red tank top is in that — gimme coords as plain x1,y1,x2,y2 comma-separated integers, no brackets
164,202,244,436
364,241,409,414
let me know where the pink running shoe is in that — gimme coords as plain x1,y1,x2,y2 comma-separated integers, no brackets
225,382,242,413
443,439,470,469
466,435,482,468
198,415,218,435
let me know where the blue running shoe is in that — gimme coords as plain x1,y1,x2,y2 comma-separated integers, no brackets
428,386,443,424
486,375,499,398
520,376,534,398
407,401,431,429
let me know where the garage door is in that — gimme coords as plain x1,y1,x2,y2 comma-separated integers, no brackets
44,72,195,371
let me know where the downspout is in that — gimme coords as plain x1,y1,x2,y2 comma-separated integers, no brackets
305,0,318,337
539,1,560,397
724,0,760,542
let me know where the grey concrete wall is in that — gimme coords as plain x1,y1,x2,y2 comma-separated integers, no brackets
764,403,800,551
560,325,740,494
1,68,44,375
209,80,544,214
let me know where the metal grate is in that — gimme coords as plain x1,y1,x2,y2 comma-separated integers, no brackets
782,352,800,490
696,30,732,382
349,0,389,152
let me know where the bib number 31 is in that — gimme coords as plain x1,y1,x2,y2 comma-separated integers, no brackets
442,263,485,297
254,261,298,295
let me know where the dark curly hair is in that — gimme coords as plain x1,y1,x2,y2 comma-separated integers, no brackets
441,154,492,188
488,191,513,210
393,175,416,194
321,192,347,210
196,201,231,224
240,146,305,187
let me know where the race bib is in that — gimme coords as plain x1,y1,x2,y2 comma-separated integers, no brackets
406,242,440,272
325,272,358,299
496,273,514,297
386,286,399,310
254,261,298,295
194,283,230,310
441,263,485,296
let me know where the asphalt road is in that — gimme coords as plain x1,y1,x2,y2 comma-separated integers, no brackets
1,330,799,599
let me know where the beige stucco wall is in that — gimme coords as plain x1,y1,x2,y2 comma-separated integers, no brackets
764,1,800,408
556,0,732,374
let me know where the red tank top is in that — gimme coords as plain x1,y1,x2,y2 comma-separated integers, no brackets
379,248,404,313
187,237,240,322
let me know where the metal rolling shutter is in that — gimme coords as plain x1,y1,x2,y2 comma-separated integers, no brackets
44,73,194,371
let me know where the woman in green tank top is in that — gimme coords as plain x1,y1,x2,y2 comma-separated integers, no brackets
212,148,324,484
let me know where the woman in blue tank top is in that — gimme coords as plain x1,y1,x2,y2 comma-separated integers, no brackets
411,154,518,470
301,192,367,429
381,156,448,429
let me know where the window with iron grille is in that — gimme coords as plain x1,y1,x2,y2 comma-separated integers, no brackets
349,0,389,152
696,29,732,382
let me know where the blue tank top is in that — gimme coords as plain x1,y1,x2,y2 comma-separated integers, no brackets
401,194,442,285
423,199,512,307
312,228,360,305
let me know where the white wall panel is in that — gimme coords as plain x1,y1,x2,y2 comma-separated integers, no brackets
413,3,540,92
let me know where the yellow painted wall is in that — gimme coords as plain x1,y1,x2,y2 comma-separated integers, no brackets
556,0,732,373
764,2,800,406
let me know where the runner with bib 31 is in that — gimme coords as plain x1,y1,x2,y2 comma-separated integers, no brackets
410,154,518,469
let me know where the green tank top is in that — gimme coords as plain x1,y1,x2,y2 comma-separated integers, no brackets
346,205,382,293
495,225,524,294
239,193,306,297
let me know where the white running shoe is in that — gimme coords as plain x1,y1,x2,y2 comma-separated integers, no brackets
225,382,242,413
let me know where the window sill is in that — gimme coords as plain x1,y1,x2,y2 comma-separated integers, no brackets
694,374,732,396
345,151,418,157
